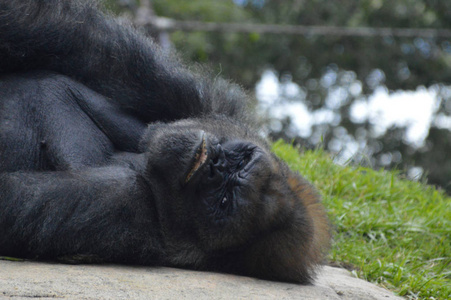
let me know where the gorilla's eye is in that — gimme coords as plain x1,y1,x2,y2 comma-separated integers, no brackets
220,197,228,209
237,159,245,169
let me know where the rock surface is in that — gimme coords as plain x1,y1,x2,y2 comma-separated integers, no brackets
0,260,402,299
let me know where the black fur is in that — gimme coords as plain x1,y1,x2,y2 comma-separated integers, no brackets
0,0,330,283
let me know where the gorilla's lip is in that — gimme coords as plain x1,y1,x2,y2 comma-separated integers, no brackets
185,131,209,183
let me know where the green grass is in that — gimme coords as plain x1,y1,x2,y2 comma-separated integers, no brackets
272,140,451,300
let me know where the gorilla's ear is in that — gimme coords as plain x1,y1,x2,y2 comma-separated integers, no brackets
243,173,330,283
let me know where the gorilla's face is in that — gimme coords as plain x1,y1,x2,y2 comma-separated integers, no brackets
142,117,292,250
138,116,328,282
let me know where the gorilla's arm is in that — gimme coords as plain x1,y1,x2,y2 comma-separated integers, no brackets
0,0,248,123
0,167,163,263
1,72,147,172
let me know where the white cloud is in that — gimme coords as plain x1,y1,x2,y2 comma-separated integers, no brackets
255,70,279,108
357,86,438,146
256,70,441,148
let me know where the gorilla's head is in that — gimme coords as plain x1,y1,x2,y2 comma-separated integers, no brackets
140,116,330,283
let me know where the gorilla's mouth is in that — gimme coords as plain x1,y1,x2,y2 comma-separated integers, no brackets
185,132,208,183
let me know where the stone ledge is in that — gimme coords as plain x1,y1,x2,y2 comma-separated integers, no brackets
0,260,402,299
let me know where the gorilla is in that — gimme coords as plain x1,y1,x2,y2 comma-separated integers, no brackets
0,0,330,283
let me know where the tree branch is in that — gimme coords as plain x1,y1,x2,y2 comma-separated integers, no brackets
139,17,451,38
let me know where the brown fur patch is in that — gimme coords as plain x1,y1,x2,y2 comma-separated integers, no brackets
241,170,331,283
287,173,331,263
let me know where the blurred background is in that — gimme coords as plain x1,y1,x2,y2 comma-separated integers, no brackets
106,0,451,194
